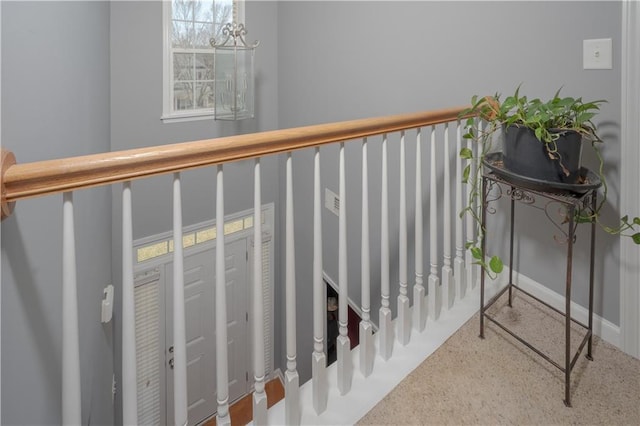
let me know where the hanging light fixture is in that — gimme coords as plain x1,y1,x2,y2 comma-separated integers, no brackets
210,22,259,121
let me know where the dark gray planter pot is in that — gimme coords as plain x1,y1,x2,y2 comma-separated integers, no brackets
503,125,583,184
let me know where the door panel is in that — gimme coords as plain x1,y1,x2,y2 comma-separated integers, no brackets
166,239,248,426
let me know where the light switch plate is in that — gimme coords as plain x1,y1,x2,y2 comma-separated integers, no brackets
583,38,612,70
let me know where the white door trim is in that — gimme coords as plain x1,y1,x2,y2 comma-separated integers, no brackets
620,0,640,359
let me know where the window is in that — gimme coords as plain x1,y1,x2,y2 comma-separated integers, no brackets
162,0,243,122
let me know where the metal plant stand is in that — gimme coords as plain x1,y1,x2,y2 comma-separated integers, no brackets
479,170,598,408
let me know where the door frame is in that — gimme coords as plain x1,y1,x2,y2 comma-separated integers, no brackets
164,237,248,425
132,204,276,424
620,0,640,359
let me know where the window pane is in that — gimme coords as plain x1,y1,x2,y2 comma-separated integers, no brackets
172,0,193,21
194,21,215,49
166,0,242,116
172,20,193,48
214,0,233,24
195,53,214,81
174,82,194,111
194,0,214,23
173,53,194,81
196,82,214,108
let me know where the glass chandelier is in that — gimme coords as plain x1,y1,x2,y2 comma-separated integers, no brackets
210,22,259,120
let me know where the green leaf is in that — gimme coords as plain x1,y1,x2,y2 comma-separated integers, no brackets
489,256,504,274
462,165,470,183
576,112,595,123
534,127,544,141
460,147,473,159
633,217,640,225
633,233,640,245
470,247,483,260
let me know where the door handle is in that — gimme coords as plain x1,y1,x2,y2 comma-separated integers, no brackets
169,358,174,369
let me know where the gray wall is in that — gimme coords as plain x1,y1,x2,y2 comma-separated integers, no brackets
109,1,281,422
278,1,623,384
1,2,114,425
0,0,627,423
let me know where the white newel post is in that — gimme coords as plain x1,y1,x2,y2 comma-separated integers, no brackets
428,126,441,321
312,148,328,414
337,142,352,395
414,128,427,331
253,159,268,425
454,120,467,302
379,134,393,360
442,124,455,311
122,183,138,425
285,153,300,425
215,166,231,426
172,174,188,426
62,192,81,425
397,132,411,345
360,138,374,376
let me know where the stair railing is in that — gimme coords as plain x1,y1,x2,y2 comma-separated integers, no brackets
1,106,477,425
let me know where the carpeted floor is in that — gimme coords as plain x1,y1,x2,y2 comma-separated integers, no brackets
359,289,640,425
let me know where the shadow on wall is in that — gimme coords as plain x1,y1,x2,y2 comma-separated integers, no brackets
2,217,61,402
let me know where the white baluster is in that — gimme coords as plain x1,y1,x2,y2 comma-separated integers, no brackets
397,132,410,345
442,124,454,311
312,148,328,414
454,120,467,302
413,128,427,332
379,134,393,360
360,138,374,376
285,153,300,425
122,182,138,425
428,126,441,321
253,159,267,425
465,120,476,290
337,142,352,395
473,121,484,285
172,174,188,426
216,166,230,426
62,192,81,425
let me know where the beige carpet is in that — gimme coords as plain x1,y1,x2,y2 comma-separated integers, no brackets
359,290,640,425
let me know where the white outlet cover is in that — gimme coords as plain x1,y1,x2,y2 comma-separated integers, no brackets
583,38,612,70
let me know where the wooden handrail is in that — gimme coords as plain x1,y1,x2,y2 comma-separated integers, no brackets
1,106,470,216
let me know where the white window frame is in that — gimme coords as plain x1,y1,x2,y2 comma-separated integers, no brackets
161,0,245,123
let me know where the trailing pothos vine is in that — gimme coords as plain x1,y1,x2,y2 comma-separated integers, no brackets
458,87,640,278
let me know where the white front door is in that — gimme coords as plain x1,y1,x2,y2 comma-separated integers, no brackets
165,239,249,425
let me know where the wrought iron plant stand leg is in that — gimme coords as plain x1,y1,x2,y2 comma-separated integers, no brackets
479,172,597,407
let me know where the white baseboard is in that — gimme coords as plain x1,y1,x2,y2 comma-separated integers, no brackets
502,270,621,348
323,269,621,348
266,277,489,425
272,368,285,386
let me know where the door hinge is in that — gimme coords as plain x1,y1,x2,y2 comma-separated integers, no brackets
246,371,249,382
246,312,248,322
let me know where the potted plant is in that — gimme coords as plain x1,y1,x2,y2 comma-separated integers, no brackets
459,86,640,276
